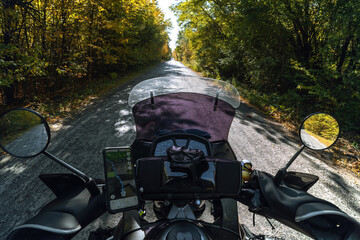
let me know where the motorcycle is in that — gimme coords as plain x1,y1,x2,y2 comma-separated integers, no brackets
1,76,359,240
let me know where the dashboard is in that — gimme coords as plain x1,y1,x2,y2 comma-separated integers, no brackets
136,133,241,200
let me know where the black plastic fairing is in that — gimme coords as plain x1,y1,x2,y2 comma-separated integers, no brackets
282,171,319,192
41,186,106,227
39,174,86,198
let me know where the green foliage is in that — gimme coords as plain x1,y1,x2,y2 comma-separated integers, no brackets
0,0,171,104
109,72,118,80
304,113,339,141
173,0,360,133
0,110,42,145
0,44,46,87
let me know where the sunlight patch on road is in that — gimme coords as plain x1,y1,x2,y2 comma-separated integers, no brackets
1,162,27,174
0,155,11,165
50,123,63,131
115,124,134,137
119,109,130,116
114,120,128,127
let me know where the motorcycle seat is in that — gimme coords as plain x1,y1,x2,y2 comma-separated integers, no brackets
6,211,81,240
6,174,106,240
257,171,360,240
257,171,337,219
295,202,357,222
295,202,360,240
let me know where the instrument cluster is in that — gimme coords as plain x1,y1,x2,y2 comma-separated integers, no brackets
154,138,209,157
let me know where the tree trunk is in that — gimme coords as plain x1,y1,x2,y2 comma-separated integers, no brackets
3,0,16,104
4,86,15,104
337,35,353,73
42,0,47,55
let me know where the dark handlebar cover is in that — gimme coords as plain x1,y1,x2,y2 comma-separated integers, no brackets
255,171,360,240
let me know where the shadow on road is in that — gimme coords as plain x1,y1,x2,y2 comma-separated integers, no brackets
232,99,360,216
0,60,358,240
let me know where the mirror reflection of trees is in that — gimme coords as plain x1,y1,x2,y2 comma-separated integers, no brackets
0,110,43,146
0,110,49,157
302,114,339,147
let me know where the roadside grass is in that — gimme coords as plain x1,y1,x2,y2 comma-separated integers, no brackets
236,85,360,177
2,63,157,127
0,63,158,158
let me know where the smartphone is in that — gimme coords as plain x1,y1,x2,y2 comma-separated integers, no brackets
103,147,139,213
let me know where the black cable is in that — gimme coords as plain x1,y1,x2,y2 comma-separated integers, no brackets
265,217,275,230
120,227,142,240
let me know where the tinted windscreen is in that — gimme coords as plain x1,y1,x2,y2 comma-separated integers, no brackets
132,93,235,142
128,76,240,108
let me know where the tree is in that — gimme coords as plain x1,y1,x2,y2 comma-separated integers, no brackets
0,0,171,105
173,0,360,131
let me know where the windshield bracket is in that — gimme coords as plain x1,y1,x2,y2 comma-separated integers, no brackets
150,91,155,110
214,91,220,111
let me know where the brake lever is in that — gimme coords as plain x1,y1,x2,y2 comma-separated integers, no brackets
239,187,261,211
250,189,261,211
238,188,256,208
241,188,255,195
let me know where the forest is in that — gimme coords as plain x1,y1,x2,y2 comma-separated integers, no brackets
0,0,171,108
0,0,359,158
173,0,360,137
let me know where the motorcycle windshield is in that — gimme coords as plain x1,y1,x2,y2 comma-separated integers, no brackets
129,77,240,142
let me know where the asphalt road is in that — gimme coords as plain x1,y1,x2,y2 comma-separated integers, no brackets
4,124,48,158
299,129,327,150
0,60,359,239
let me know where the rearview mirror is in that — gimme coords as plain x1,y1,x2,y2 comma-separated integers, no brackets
0,108,50,158
274,113,340,185
299,113,339,150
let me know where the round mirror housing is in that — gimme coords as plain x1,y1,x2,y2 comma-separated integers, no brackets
299,113,340,151
0,108,51,158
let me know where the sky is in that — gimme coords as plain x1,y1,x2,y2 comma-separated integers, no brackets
157,0,180,52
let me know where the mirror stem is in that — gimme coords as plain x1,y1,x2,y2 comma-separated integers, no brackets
284,145,305,170
274,145,305,185
44,151,90,181
43,151,100,195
